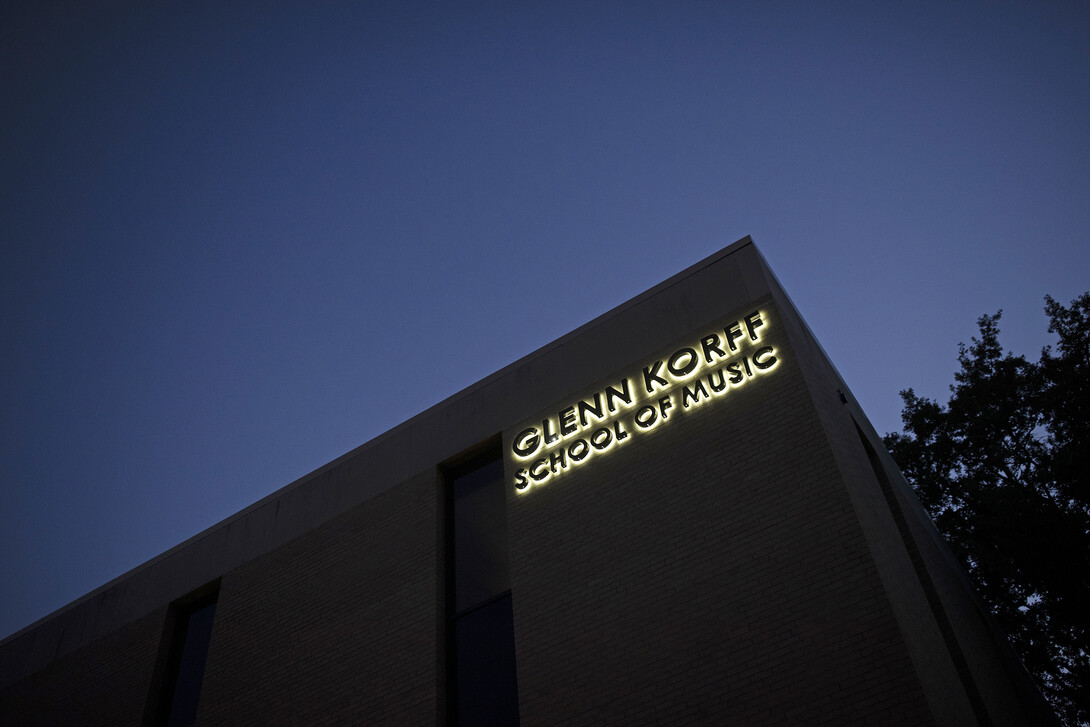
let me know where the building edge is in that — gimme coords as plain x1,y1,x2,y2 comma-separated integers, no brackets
2,237,763,683
752,247,1058,725
0,236,1058,727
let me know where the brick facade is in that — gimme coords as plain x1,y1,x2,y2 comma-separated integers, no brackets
0,238,1055,725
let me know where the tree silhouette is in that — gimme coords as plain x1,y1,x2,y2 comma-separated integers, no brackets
884,293,1090,726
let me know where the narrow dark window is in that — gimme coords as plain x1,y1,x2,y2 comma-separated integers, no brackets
447,449,520,726
149,586,219,727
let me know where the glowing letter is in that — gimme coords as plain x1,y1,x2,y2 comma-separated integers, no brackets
745,311,765,341
568,439,589,461
668,347,698,377
701,334,725,364
725,322,744,351
549,449,567,474
512,427,541,457
542,417,559,445
658,396,673,420
613,420,628,442
530,459,550,482
682,379,709,408
634,405,658,428
643,361,668,393
754,346,777,370
578,393,604,427
514,470,530,490
559,406,578,436
605,378,632,412
590,427,612,450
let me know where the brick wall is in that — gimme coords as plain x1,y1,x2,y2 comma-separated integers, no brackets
1,240,1052,726
196,470,441,725
0,610,162,725
506,303,935,725
763,266,1055,726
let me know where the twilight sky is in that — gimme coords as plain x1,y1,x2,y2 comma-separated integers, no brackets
2,1,1088,640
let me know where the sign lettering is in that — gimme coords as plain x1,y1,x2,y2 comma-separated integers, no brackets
511,309,779,493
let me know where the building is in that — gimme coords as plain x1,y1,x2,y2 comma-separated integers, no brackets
0,238,1055,725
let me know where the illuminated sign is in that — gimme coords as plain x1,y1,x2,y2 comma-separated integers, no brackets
510,309,780,493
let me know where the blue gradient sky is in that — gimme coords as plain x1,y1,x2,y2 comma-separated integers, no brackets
2,1,1088,639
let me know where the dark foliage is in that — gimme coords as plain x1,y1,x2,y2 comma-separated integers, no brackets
884,293,1090,726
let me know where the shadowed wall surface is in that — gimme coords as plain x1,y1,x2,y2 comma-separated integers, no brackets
0,240,1055,725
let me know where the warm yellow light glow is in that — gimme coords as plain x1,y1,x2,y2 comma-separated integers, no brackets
509,310,780,493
